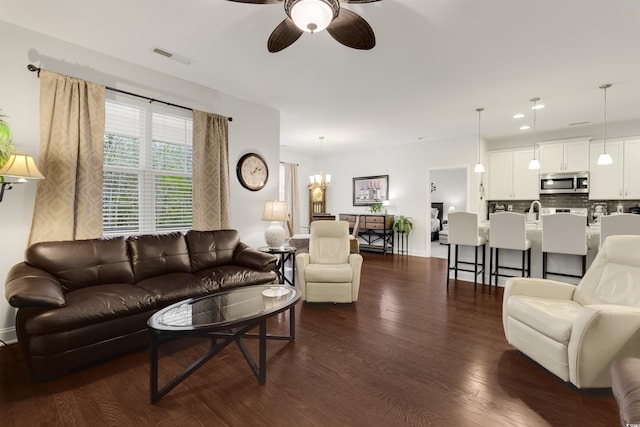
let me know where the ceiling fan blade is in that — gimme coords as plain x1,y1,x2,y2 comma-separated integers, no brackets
226,0,282,4
268,18,304,52
326,8,375,50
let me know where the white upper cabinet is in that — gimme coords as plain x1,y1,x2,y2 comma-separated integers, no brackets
623,139,640,199
589,140,623,199
488,148,539,200
539,138,590,173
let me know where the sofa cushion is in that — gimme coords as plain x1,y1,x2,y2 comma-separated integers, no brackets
185,229,240,273
506,295,581,343
25,237,133,292
23,283,156,334
194,265,277,291
134,272,214,306
304,263,354,283
128,232,191,282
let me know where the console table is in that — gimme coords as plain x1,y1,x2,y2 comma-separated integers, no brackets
339,214,394,254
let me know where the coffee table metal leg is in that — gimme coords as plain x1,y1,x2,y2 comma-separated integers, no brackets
289,306,296,341
150,330,159,404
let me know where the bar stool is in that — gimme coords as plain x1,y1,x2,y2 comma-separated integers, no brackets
542,213,587,280
489,212,531,286
600,213,640,247
446,212,487,290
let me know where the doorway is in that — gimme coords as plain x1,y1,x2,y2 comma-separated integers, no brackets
429,167,468,259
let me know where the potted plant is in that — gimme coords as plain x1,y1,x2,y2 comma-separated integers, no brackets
369,201,383,214
393,215,414,236
0,111,16,176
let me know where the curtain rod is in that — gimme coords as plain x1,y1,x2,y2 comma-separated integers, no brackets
279,161,299,166
27,64,232,122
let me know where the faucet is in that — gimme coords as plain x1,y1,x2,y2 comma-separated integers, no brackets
529,200,542,221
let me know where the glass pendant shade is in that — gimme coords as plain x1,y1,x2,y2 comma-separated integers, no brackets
291,0,333,33
528,158,541,170
474,163,485,173
597,152,613,165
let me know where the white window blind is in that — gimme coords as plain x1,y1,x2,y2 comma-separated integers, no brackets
103,99,193,236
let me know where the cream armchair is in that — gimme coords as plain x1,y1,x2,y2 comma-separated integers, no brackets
503,235,640,388
296,221,363,303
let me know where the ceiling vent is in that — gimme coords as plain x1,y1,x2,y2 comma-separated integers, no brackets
152,47,192,65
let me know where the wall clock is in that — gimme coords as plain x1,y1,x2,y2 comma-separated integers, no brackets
236,152,268,191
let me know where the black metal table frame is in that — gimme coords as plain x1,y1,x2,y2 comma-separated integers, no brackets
260,247,296,286
149,303,297,404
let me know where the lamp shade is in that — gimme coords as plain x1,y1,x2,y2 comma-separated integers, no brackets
597,152,613,165
474,163,485,173
0,154,45,180
262,200,289,221
290,0,334,33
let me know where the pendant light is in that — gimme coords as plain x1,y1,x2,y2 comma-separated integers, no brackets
474,107,485,173
597,83,613,166
528,97,541,170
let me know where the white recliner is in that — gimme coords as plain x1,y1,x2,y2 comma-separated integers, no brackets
503,235,640,388
296,221,363,303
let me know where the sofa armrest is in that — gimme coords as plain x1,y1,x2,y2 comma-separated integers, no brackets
612,357,640,427
348,253,363,301
504,277,577,301
568,305,640,388
5,262,66,308
233,242,278,271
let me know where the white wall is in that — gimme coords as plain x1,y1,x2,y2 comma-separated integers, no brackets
431,168,467,220
0,22,280,342
282,136,485,257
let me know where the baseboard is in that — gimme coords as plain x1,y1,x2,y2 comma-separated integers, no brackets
0,327,17,345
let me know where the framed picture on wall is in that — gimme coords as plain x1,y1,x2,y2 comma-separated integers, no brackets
352,175,389,206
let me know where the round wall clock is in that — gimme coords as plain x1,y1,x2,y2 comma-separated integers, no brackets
236,152,269,191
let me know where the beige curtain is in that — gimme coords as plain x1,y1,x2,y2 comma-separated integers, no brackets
284,162,300,236
192,110,230,230
29,70,106,244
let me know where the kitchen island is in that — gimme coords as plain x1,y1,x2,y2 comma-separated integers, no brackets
446,221,600,286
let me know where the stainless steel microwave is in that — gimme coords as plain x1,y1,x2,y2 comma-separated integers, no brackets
539,172,589,194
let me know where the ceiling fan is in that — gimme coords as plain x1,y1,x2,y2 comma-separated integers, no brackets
226,0,380,52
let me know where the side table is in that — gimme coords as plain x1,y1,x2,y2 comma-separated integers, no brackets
259,246,296,286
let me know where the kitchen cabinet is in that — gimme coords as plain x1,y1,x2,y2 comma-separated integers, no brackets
488,148,539,200
539,138,590,173
589,140,623,199
623,139,640,199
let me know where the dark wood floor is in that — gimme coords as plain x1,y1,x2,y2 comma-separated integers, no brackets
0,253,619,426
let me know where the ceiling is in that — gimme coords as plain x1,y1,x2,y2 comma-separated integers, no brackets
4,0,640,154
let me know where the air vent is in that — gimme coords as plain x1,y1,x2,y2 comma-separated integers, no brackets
152,47,192,65
569,121,590,126
153,47,173,58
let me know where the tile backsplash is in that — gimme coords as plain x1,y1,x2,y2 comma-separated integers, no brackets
488,195,640,222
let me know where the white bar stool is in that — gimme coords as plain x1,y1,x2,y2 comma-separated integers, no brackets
542,213,587,280
600,213,640,247
489,212,531,286
446,212,487,290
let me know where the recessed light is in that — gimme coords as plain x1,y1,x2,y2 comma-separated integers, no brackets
531,104,545,110
520,125,530,130
513,113,525,119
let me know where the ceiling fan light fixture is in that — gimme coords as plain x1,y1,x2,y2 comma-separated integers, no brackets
290,0,335,33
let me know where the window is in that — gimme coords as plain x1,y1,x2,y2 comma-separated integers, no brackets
103,99,193,236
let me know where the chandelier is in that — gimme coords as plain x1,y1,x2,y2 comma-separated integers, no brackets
309,136,331,189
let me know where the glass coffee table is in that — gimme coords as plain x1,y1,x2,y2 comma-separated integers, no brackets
147,284,300,403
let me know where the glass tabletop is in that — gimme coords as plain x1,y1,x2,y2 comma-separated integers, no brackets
148,285,299,331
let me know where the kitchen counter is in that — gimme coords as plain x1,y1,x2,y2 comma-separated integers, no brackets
447,222,599,286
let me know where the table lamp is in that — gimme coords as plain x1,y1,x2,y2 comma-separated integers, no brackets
262,200,289,248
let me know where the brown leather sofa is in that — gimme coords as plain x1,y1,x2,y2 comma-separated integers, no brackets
4,229,277,381
612,358,640,427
